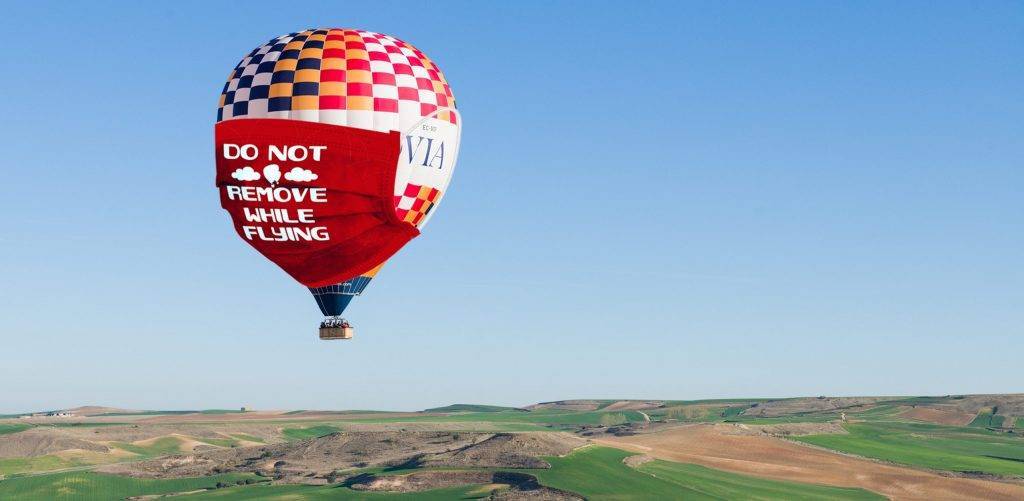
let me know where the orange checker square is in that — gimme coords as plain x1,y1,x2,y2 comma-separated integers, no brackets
291,95,318,110
321,57,345,70
346,69,372,84
298,49,324,61
269,83,293,98
346,95,373,111
274,59,298,72
417,185,433,199
346,48,368,60
294,69,320,83
319,81,345,95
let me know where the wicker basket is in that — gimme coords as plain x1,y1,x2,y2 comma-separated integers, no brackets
319,326,354,340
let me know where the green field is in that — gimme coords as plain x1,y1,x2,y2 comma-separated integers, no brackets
110,436,187,457
0,424,31,436
1,455,94,476
186,483,494,499
280,424,344,441
795,422,1024,476
528,446,880,500
969,409,996,428
637,459,882,500
0,471,492,500
0,472,262,500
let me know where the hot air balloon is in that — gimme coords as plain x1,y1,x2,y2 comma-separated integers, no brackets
215,29,461,340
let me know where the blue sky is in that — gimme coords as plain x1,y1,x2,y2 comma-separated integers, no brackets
1,2,1020,413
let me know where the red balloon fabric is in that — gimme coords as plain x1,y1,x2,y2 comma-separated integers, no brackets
215,118,419,288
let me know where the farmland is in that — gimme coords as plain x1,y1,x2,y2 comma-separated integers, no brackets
0,472,263,500
1,394,1023,499
531,446,881,500
794,421,1024,476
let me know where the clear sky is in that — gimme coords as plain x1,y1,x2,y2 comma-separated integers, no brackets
1,2,1021,413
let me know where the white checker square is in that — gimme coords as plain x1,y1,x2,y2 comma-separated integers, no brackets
372,84,398,99
246,99,268,115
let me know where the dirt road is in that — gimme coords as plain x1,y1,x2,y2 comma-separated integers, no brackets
595,424,1024,500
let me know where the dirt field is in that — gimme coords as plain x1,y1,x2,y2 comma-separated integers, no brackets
595,423,1024,500
726,422,847,437
525,401,603,412
134,410,430,424
742,397,888,417
602,401,665,411
99,431,585,483
933,395,1024,416
897,407,976,426
0,428,110,458
350,470,581,499
422,433,585,469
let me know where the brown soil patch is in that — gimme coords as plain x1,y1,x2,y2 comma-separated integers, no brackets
594,423,1024,501
742,397,889,418
56,423,283,444
603,401,665,411
65,406,139,416
98,431,579,483
0,429,110,458
136,410,431,424
731,422,848,437
352,470,496,492
421,432,585,469
525,401,602,412
930,395,1024,416
351,470,581,499
899,407,976,426
622,454,655,467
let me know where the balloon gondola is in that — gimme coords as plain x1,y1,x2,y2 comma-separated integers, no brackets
214,28,461,340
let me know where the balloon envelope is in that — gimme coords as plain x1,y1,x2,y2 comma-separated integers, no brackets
215,28,460,317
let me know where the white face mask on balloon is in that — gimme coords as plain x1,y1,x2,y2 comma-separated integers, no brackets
394,108,462,229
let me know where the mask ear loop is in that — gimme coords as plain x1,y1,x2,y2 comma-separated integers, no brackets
393,108,462,230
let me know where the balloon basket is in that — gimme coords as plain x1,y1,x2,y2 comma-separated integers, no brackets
319,325,354,340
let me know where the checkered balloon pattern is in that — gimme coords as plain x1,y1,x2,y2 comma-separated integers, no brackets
217,29,457,232
217,28,456,131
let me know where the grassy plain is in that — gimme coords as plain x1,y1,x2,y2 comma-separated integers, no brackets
794,421,1024,476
